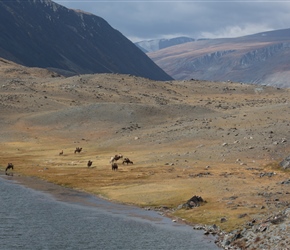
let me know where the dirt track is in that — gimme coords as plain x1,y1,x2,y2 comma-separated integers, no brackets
1,58,290,249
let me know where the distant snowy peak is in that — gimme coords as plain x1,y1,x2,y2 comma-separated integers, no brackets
136,40,160,53
135,37,194,53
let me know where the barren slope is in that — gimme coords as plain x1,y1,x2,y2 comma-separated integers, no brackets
1,58,290,248
148,31,290,87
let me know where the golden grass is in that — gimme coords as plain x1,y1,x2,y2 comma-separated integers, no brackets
1,137,288,232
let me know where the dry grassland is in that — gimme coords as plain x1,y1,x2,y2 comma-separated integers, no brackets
1,58,290,233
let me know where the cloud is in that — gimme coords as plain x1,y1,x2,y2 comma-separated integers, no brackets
53,0,290,42
200,24,274,39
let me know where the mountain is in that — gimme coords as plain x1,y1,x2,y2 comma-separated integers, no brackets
135,37,194,53
0,0,172,81
147,28,290,87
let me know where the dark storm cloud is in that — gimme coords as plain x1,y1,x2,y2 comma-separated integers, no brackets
54,0,290,42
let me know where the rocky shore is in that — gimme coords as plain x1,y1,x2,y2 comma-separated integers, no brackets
154,203,290,250
215,207,290,249
152,184,290,250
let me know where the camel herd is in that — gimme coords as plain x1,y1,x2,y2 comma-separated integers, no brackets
60,148,134,171
109,154,134,170
2,149,134,175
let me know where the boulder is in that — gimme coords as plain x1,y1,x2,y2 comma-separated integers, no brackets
182,195,205,209
279,155,290,169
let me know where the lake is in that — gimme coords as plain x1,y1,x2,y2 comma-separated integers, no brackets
0,173,220,249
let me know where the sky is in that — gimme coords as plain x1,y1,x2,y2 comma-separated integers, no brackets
53,0,290,42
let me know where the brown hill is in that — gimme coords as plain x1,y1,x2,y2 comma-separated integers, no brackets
148,28,290,87
1,59,290,249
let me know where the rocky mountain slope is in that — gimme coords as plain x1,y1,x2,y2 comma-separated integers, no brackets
135,37,194,53
0,0,172,81
148,28,290,87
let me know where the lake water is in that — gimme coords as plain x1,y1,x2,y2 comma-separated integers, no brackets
0,173,220,250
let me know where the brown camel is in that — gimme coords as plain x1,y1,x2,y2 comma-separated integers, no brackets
5,163,14,172
74,147,82,154
87,160,93,168
110,154,123,163
122,158,133,165
112,162,118,171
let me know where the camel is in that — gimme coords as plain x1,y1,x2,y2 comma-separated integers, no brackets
110,154,123,163
5,163,14,172
111,162,118,171
87,160,93,168
122,157,133,165
74,147,82,154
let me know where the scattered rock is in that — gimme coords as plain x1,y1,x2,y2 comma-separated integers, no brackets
280,179,290,185
259,172,276,177
193,172,212,177
220,217,227,223
216,208,290,249
238,213,248,219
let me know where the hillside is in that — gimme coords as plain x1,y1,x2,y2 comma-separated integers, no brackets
148,28,290,87
1,59,290,249
0,0,172,81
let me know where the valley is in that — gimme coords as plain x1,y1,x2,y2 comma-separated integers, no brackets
1,59,290,248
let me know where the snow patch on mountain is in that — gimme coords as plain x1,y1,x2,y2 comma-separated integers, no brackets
135,37,194,53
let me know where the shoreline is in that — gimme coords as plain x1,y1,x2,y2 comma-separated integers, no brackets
0,171,221,247
3,170,290,249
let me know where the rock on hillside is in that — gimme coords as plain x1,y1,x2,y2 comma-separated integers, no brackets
279,155,290,169
0,0,172,81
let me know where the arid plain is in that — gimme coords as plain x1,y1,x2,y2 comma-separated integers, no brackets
1,57,290,241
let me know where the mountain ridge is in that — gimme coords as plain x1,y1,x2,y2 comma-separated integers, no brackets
0,0,172,81
147,28,290,86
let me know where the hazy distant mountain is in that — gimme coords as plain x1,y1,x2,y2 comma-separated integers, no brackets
0,0,172,81
135,37,194,53
147,28,290,87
